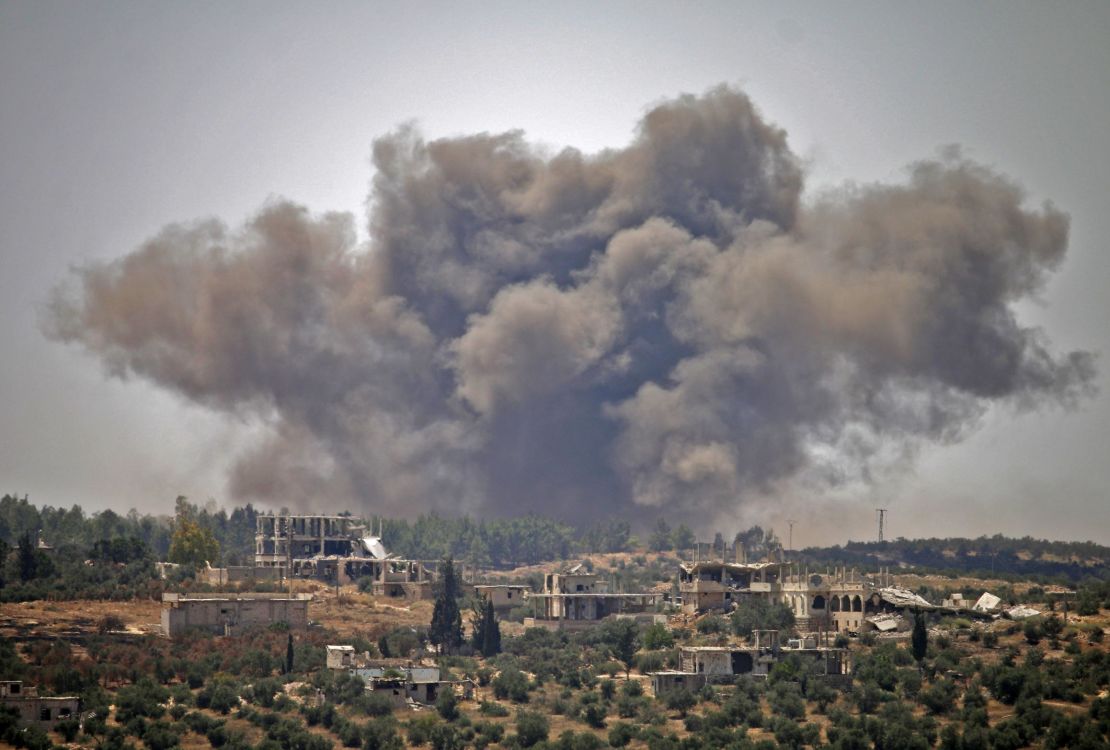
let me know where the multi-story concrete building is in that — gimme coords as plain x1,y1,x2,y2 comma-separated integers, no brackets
780,567,878,633
651,629,851,694
255,514,373,577
161,593,311,637
678,546,885,634
523,565,663,631
253,514,436,598
678,560,786,614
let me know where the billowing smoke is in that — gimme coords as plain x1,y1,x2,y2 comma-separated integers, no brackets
45,86,1095,523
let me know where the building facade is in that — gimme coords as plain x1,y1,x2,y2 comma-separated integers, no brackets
522,567,663,631
161,593,310,637
0,682,80,729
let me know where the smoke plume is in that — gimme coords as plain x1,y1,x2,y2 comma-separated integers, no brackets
46,86,1095,522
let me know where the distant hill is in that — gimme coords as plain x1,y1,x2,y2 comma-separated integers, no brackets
796,535,1110,583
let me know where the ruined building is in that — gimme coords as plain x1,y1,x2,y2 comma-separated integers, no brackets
253,513,436,597
523,564,664,631
255,514,380,579
652,629,851,695
0,681,80,730
678,559,785,614
324,650,473,708
678,544,885,634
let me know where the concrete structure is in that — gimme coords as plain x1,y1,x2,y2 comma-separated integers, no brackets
255,514,375,578
200,563,281,586
254,513,437,599
523,566,662,631
658,630,851,693
473,584,529,612
370,560,436,600
678,551,886,634
780,567,875,633
326,645,361,670
650,671,707,696
161,593,310,637
349,664,473,708
678,560,785,614
0,681,79,729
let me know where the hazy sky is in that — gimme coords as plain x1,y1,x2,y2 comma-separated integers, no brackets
1,1,1108,545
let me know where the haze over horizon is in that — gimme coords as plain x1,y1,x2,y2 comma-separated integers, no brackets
2,2,1108,546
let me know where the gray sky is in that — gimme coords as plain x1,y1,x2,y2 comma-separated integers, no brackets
1,1,1108,545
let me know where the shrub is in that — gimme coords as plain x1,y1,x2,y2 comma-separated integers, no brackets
362,717,403,750
608,722,638,747
515,710,549,748
920,679,959,715
731,599,796,638
664,688,696,717
696,616,727,634
582,702,607,729
493,667,530,703
478,701,509,717
641,624,674,651
406,714,438,747
56,717,81,742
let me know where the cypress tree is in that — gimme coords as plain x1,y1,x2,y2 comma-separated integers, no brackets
430,557,463,653
912,610,928,664
286,633,295,674
480,599,501,657
17,532,37,582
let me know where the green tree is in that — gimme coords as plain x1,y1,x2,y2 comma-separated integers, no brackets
641,623,674,650
430,557,463,653
664,688,696,717
470,598,501,657
167,507,219,569
514,710,549,748
912,611,928,664
648,519,672,552
17,532,37,581
731,599,796,638
286,634,295,675
601,619,640,679
670,524,695,552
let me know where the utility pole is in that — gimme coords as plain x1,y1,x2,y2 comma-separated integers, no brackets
786,520,796,552
281,514,290,599
876,508,888,543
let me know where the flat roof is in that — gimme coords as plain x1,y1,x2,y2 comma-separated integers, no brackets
474,584,529,589
527,592,660,599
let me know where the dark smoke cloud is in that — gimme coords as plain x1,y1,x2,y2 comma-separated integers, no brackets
45,85,1095,522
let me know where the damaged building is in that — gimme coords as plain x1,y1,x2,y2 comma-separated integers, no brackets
333,661,473,708
652,630,851,695
780,567,878,633
523,565,664,631
678,559,786,614
253,513,437,598
679,550,895,635
0,681,80,730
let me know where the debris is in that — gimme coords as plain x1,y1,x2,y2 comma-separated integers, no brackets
1005,605,1041,620
865,614,907,632
973,592,1003,613
878,587,934,609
